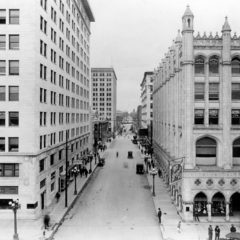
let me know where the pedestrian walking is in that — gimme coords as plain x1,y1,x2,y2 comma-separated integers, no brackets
230,224,236,232
215,225,220,240
157,208,162,223
177,221,181,233
158,168,162,178
208,225,213,240
194,208,200,222
43,214,50,229
116,151,119,157
55,192,60,203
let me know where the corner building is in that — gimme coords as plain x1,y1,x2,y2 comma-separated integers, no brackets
0,0,94,218
153,6,240,221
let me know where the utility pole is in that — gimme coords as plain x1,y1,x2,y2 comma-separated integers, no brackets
65,130,68,208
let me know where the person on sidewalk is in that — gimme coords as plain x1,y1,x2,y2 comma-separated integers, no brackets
158,168,161,178
157,208,162,224
55,192,60,203
215,226,220,240
208,225,213,240
177,221,181,233
116,151,119,157
43,214,50,230
194,208,200,222
230,224,236,232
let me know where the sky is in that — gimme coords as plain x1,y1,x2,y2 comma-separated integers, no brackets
88,0,240,112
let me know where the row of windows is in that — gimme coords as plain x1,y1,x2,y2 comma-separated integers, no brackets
0,137,18,152
0,9,19,24
196,137,240,159
92,83,112,86
0,60,19,75
39,88,89,109
41,64,90,89
194,109,240,125
0,86,19,101
40,111,89,126
0,163,19,177
0,112,18,126
92,73,112,77
0,35,19,50
194,56,240,75
39,127,89,150
92,88,112,92
195,83,240,101
93,93,112,97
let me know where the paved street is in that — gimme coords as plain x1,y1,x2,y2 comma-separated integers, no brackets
54,133,162,240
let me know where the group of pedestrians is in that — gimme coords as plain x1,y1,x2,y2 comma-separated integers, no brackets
208,224,237,240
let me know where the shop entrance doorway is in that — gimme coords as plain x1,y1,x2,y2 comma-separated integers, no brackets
230,192,240,216
194,192,208,216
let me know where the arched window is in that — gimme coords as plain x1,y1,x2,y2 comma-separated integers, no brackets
233,138,240,157
209,56,219,74
187,18,191,27
231,57,240,74
195,56,205,75
196,137,216,157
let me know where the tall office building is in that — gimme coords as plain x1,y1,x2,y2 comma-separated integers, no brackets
91,68,117,133
0,0,94,218
140,71,153,129
153,6,240,221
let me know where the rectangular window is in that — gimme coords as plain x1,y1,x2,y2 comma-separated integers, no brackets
0,112,5,126
0,60,6,75
0,86,5,101
8,137,19,152
232,83,240,100
209,83,219,101
194,83,205,101
9,86,19,101
51,182,55,191
0,138,5,152
40,179,46,188
209,109,219,125
232,109,240,125
0,35,6,50
0,10,6,24
50,154,54,165
0,163,19,177
39,159,45,172
194,109,204,124
9,60,19,75
9,112,19,126
9,35,19,50
9,9,19,24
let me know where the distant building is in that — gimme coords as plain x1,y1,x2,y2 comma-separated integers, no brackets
153,6,240,222
0,0,94,218
140,72,153,129
91,68,117,133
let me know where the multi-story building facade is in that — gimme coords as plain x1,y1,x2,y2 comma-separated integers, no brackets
91,68,117,133
153,6,240,221
140,72,153,129
0,0,94,218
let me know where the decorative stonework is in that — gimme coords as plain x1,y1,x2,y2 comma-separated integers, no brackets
206,179,213,186
194,179,201,186
218,179,225,186
230,179,237,186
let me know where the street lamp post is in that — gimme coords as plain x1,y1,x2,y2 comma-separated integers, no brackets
71,167,79,195
150,168,158,196
9,199,20,240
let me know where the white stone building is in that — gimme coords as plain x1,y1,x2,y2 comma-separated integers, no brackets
140,71,153,129
0,0,94,218
153,6,240,221
91,68,117,133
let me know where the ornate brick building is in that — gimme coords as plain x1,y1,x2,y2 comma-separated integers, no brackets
153,6,240,221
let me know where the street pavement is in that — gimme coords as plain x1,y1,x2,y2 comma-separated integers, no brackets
54,134,162,240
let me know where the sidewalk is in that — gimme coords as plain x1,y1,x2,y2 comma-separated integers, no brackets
0,143,111,240
143,158,236,240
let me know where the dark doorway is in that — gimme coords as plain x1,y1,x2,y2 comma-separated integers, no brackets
230,192,240,215
194,192,207,216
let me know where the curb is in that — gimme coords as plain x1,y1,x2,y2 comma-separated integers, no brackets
46,164,99,240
